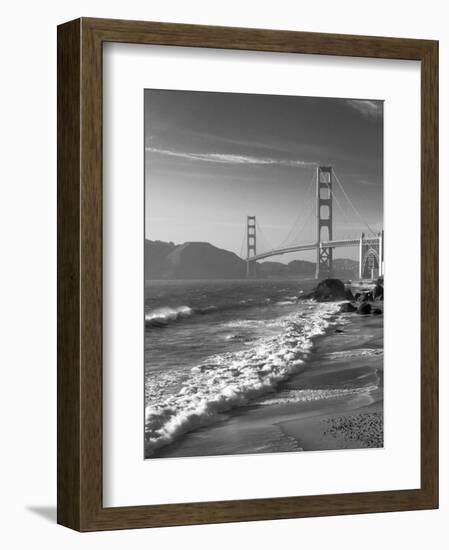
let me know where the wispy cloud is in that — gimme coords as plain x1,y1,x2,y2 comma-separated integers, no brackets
146,146,317,168
339,172,382,187
344,99,383,118
359,178,377,186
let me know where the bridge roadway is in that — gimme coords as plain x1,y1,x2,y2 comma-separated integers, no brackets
249,237,379,262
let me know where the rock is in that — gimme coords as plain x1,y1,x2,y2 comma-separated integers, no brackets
372,308,383,315
359,292,371,302
312,278,347,301
357,302,372,315
345,288,355,301
335,329,344,333
374,279,384,300
338,302,357,313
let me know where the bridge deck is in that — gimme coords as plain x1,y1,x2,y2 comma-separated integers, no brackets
249,238,379,262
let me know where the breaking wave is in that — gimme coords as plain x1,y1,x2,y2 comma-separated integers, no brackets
145,306,194,327
145,304,223,327
144,302,340,456
145,295,306,328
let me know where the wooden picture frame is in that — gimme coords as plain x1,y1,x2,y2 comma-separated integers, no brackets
57,17,438,531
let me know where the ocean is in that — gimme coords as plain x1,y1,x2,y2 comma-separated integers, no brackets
144,279,348,458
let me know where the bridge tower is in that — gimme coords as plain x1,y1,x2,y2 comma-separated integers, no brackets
315,166,333,279
246,215,257,278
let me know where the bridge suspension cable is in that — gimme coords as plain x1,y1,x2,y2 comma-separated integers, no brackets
283,202,315,248
332,168,377,237
322,174,352,239
238,224,247,258
277,170,316,249
255,219,275,253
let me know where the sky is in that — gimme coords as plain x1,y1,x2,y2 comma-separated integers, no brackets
145,89,383,262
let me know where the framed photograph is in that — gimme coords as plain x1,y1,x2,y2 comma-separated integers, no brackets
57,17,438,531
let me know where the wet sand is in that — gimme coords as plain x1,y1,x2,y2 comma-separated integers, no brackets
152,305,383,459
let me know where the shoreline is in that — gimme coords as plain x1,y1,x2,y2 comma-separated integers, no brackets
277,302,383,452
151,302,384,459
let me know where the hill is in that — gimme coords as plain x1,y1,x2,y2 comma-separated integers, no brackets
145,239,359,280
145,240,246,280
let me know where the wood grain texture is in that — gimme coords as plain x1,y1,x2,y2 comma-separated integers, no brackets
57,18,81,531
57,17,439,532
420,40,439,504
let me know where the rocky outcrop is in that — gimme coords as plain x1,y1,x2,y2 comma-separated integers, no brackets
303,278,348,302
374,278,384,300
357,302,372,315
339,302,357,313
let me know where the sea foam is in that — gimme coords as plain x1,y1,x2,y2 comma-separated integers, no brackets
145,306,194,327
144,301,340,456
324,348,384,360
257,385,379,406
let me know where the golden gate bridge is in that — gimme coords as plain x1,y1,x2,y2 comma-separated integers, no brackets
241,166,384,280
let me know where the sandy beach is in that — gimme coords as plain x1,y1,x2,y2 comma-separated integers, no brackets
152,303,384,459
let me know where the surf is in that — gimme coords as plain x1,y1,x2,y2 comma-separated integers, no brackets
144,301,340,457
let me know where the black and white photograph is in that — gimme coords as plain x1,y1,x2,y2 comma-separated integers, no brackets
144,89,384,459
0,0,442,541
